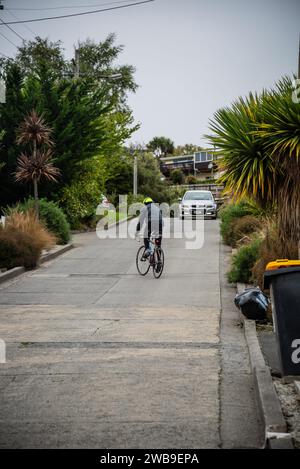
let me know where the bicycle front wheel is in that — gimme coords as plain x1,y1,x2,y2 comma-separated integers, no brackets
136,246,151,276
152,247,164,279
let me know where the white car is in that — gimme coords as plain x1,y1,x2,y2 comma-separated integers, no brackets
179,190,217,219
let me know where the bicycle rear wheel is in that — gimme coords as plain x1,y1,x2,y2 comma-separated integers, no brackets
152,247,164,278
136,246,151,276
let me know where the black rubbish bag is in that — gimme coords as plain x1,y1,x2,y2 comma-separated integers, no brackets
234,287,269,320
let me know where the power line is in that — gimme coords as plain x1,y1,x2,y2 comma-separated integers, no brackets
8,1,132,11
6,9,37,37
0,0,154,25
0,17,25,41
0,29,18,48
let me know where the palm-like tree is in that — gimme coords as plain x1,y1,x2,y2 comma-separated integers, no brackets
207,76,300,256
15,111,59,217
16,110,53,147
15,149,60,183
255,77,300,246
207,92,276,208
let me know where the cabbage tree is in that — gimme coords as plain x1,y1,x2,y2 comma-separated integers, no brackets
207,76,300,256
15,110,60,217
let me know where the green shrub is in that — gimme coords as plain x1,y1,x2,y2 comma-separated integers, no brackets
185,175,198,185
220,202,253,245
56,156,106,229
126,193,145,206
59,183,100,230
229,215,262,247
108,193,145,209
164,186,186,205
197,178,216,184
17,199,70,244
0,229,41,270
170,169,184,185
125,193,145,215
228,238,262,284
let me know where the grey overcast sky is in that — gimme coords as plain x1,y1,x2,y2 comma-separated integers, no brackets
0,0,299,147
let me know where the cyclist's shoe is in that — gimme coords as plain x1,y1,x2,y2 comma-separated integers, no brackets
141,249,150,261
155,262,162,273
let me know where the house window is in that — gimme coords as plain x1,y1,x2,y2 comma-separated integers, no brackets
195,152,214,163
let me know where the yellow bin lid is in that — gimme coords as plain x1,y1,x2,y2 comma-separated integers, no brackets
265,259,300,271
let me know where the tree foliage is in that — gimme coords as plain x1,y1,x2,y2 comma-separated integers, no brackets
170,169,184,185
174,144,203,155
147,136,174,157
207,92,276,208
207,76,300,248
137,152,169,203
76,34,137,108
0,35,138,215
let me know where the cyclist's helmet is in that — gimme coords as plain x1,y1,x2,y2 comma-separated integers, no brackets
143,197,153,205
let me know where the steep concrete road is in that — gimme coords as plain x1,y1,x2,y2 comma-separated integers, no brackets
0,218,263,448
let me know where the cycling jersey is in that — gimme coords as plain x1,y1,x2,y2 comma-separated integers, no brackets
136,203,163,238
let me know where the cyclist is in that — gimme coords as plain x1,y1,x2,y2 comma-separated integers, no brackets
136,197,163,259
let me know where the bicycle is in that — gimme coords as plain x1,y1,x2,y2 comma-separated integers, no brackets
136,234,165,279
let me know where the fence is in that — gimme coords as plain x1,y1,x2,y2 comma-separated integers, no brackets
169,184,224,197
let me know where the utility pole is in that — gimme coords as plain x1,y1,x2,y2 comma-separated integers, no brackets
129,146,138,196
70,49,122,81
75,48,80,78
208,162,213,180
133,153,138,196
298,34,300,79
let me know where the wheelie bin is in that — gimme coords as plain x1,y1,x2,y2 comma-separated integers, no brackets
264,259,300,378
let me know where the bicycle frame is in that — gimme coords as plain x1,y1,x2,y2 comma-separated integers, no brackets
136,234,164,278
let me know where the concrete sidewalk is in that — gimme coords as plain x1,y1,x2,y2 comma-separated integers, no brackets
219,244,264,448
